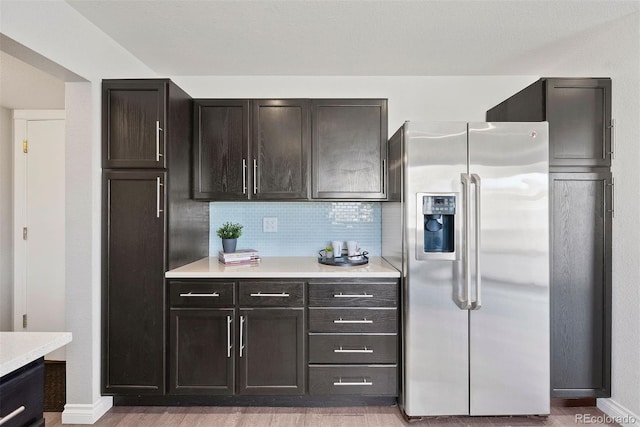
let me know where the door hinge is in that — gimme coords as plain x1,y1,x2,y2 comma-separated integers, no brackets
23,139,28,153
22,314,27,328
23,227,28,240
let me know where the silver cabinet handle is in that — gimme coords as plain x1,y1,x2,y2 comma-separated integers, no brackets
179,292,220,297
458,173,472,310
226,315,232,358
471,173,482,310
608,118,615,159
239,315,245,357
156,177,164,218
250,292,290,297
607,177,615,218
333,378,372,386
334,346,373,354
155,120,163,161
333,318,373,324
242,158,247,194
0,406,25,425
382,159,386,194
252,159,258,194
333,293,373,298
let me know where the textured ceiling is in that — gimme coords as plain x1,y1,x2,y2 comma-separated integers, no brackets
66,0,638,76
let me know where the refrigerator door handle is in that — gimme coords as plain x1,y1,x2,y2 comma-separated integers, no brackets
471,173,482,310
458,173,472,310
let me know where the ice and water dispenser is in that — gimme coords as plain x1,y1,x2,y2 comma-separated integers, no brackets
416,194,457,260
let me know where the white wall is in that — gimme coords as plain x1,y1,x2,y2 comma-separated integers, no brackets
0,107,13,331
175,75,538,130
1,1,156,423
531,12,640,423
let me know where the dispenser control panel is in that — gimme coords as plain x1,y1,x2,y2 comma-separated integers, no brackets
423,195,456,215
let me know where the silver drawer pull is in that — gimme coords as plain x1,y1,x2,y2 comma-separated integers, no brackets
250,292,290,297
333,293,373,298
0,406,26,425
334,318,373,324
179,292,220,297
334,346,373,354
333,378,373,386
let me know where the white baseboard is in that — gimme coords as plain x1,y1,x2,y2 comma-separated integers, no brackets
62,396,113,425
597,398,640,427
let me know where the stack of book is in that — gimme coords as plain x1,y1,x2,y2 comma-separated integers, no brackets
218,249,261,265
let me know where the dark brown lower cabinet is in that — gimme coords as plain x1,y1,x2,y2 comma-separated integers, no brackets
103,171,165,394
0,358,45,427
169,309,235,395
164,278,397,400
238,308,305,395
550,172,612,397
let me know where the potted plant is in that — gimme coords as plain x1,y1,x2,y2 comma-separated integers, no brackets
217,222,243,253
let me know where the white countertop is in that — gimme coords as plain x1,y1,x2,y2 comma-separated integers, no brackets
0,332,72,377
166,256,400,278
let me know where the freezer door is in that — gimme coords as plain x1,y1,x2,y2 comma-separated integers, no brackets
402,122,469,416
468,122,550,415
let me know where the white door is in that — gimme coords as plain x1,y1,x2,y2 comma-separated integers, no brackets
13,110,66,361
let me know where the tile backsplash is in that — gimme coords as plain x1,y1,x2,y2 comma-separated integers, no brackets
209,202,381,256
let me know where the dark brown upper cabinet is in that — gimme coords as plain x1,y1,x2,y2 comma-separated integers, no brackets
193,99,310,200
193,100,250,200
251,99,310,200
311,99,388,199
486,78,612,168
103,80,168,169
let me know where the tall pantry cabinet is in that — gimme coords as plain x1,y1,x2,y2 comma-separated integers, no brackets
487,78,612,398
102,79,209,395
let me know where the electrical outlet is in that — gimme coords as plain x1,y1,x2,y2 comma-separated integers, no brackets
263,217,278,233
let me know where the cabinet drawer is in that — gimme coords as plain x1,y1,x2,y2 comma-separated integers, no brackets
308,283,397,307
308,365,397,396
0,359,44,427
309,335,397,364
169,281,235,307
308,308,397,333
239,281,304,307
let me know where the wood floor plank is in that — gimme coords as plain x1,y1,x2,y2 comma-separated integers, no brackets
178,406,242,427
44,404,620,427
365,405,409,426
113,406,186,427
304,406,368,427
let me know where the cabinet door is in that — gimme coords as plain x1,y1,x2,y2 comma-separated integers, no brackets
193,100,249,200
238,308,305,395
546,79,612,167
251,99,310,199
550,172,612,397
103,80,167,169
169,309,235,395
102,171,166,394
312,99,388,199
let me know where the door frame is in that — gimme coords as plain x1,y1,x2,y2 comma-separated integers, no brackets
13,109,66,330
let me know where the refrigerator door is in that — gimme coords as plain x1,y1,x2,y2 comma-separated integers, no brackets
402,122,469,416
468,122,550,415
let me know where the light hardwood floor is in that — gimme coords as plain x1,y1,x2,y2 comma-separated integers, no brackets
44,404,619,426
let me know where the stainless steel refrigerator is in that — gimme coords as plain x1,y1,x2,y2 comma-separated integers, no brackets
382,122,550,417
